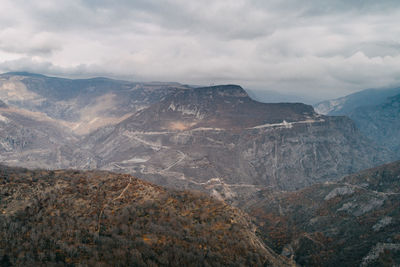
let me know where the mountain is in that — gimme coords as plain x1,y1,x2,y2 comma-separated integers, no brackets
0,72,394,197
314,88,400,158
245,161,400,267
0,165,294,266
78,84,393,195
0,101,79,169
121,85,317,131
347,94,400,157
314,87,400,115
0,72,187,134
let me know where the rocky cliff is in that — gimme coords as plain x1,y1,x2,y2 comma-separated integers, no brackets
78,85,392,195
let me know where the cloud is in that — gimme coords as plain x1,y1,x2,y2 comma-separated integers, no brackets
1,0,400,101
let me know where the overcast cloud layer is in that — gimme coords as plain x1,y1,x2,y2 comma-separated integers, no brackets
1,0,400,101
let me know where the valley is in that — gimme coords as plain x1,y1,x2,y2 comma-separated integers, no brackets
0,72,399,266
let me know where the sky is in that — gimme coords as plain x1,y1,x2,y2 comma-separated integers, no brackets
1,0,400,101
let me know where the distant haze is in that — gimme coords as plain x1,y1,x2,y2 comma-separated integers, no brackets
1,1,400,101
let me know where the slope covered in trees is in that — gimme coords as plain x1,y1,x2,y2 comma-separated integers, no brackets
0,165,293,266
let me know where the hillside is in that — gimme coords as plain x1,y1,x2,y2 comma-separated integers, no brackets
0,165,294,266
245,161,400,267
0,72,187,134
0,103,79,169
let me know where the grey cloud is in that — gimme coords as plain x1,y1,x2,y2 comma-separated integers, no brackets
1,0,400,101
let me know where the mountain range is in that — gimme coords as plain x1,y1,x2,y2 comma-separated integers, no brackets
0,72,399,266
0,72,394,196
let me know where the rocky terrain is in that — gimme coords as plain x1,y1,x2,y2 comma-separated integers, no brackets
0,100,79,169
0,72,187,134
1,72,399,266
79,85,393,195
0,72,394,198
0,165,295,266
244,161,400,267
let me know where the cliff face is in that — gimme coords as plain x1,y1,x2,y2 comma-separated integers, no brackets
78,86,392,196
0,166,293,267
125,85,316,131
244,161,400,267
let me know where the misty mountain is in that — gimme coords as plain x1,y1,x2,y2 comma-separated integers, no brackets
315,87,400,158
346,94,400,157
314,87,400,115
